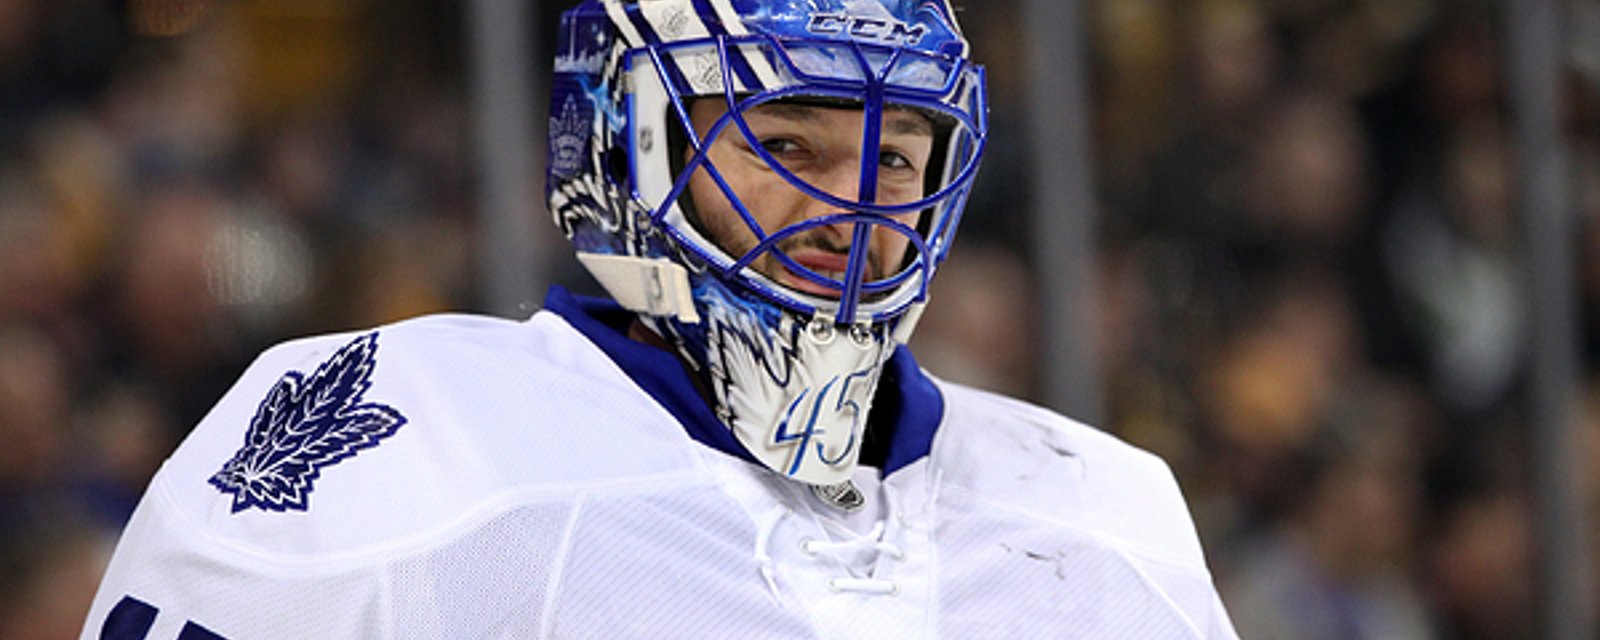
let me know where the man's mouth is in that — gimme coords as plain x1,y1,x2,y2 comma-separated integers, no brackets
781,252,854,298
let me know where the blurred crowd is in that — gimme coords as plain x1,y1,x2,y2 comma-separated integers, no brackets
0,0,1595,638
922,1,1599,638
0,1,476,635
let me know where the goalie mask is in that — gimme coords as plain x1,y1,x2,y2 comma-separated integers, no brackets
547,0,986,486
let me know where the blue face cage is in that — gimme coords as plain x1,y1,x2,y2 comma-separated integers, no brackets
625,31,988,328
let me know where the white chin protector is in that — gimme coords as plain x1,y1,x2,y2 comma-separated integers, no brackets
588,254,906,486
713,309,896,486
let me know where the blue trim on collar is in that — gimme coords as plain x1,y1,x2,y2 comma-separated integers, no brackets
541,286,943,477
543,287,758,467
876,344,944,475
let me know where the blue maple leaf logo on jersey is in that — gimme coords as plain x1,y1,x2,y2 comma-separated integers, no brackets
209,332,407,513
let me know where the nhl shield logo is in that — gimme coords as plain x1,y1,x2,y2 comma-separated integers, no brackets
210,332,407,513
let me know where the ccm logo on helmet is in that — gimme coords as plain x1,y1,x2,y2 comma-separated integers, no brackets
806,13,928,45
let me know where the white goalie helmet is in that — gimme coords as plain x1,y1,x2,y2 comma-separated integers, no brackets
546,0,987,485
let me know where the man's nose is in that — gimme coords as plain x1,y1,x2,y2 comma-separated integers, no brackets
798,156,876,215
793,160,872,246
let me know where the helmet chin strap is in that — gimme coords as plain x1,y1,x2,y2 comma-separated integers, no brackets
577,252,701,323
891,300,927,345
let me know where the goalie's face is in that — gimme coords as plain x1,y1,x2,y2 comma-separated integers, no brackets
684,99,935,300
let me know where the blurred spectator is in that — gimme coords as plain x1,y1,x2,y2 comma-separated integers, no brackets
1379,118,1524,416
911,243,1036,399
0,326,72,505
72,382,178,526
1197,267,1362,523
0,172,71,328
104,181,254,432
1244,90,1370,255
1220,377,1435,640
0,509,114,640
1428,487,1535,640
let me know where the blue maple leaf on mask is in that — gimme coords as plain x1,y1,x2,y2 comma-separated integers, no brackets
209,332,407,513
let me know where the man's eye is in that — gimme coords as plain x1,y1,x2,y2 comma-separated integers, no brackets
759,138,802,155
880,151,914,170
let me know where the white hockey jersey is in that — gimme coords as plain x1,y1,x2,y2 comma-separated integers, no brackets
82,288,1238,639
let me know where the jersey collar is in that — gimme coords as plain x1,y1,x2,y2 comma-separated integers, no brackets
542,286,943,477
